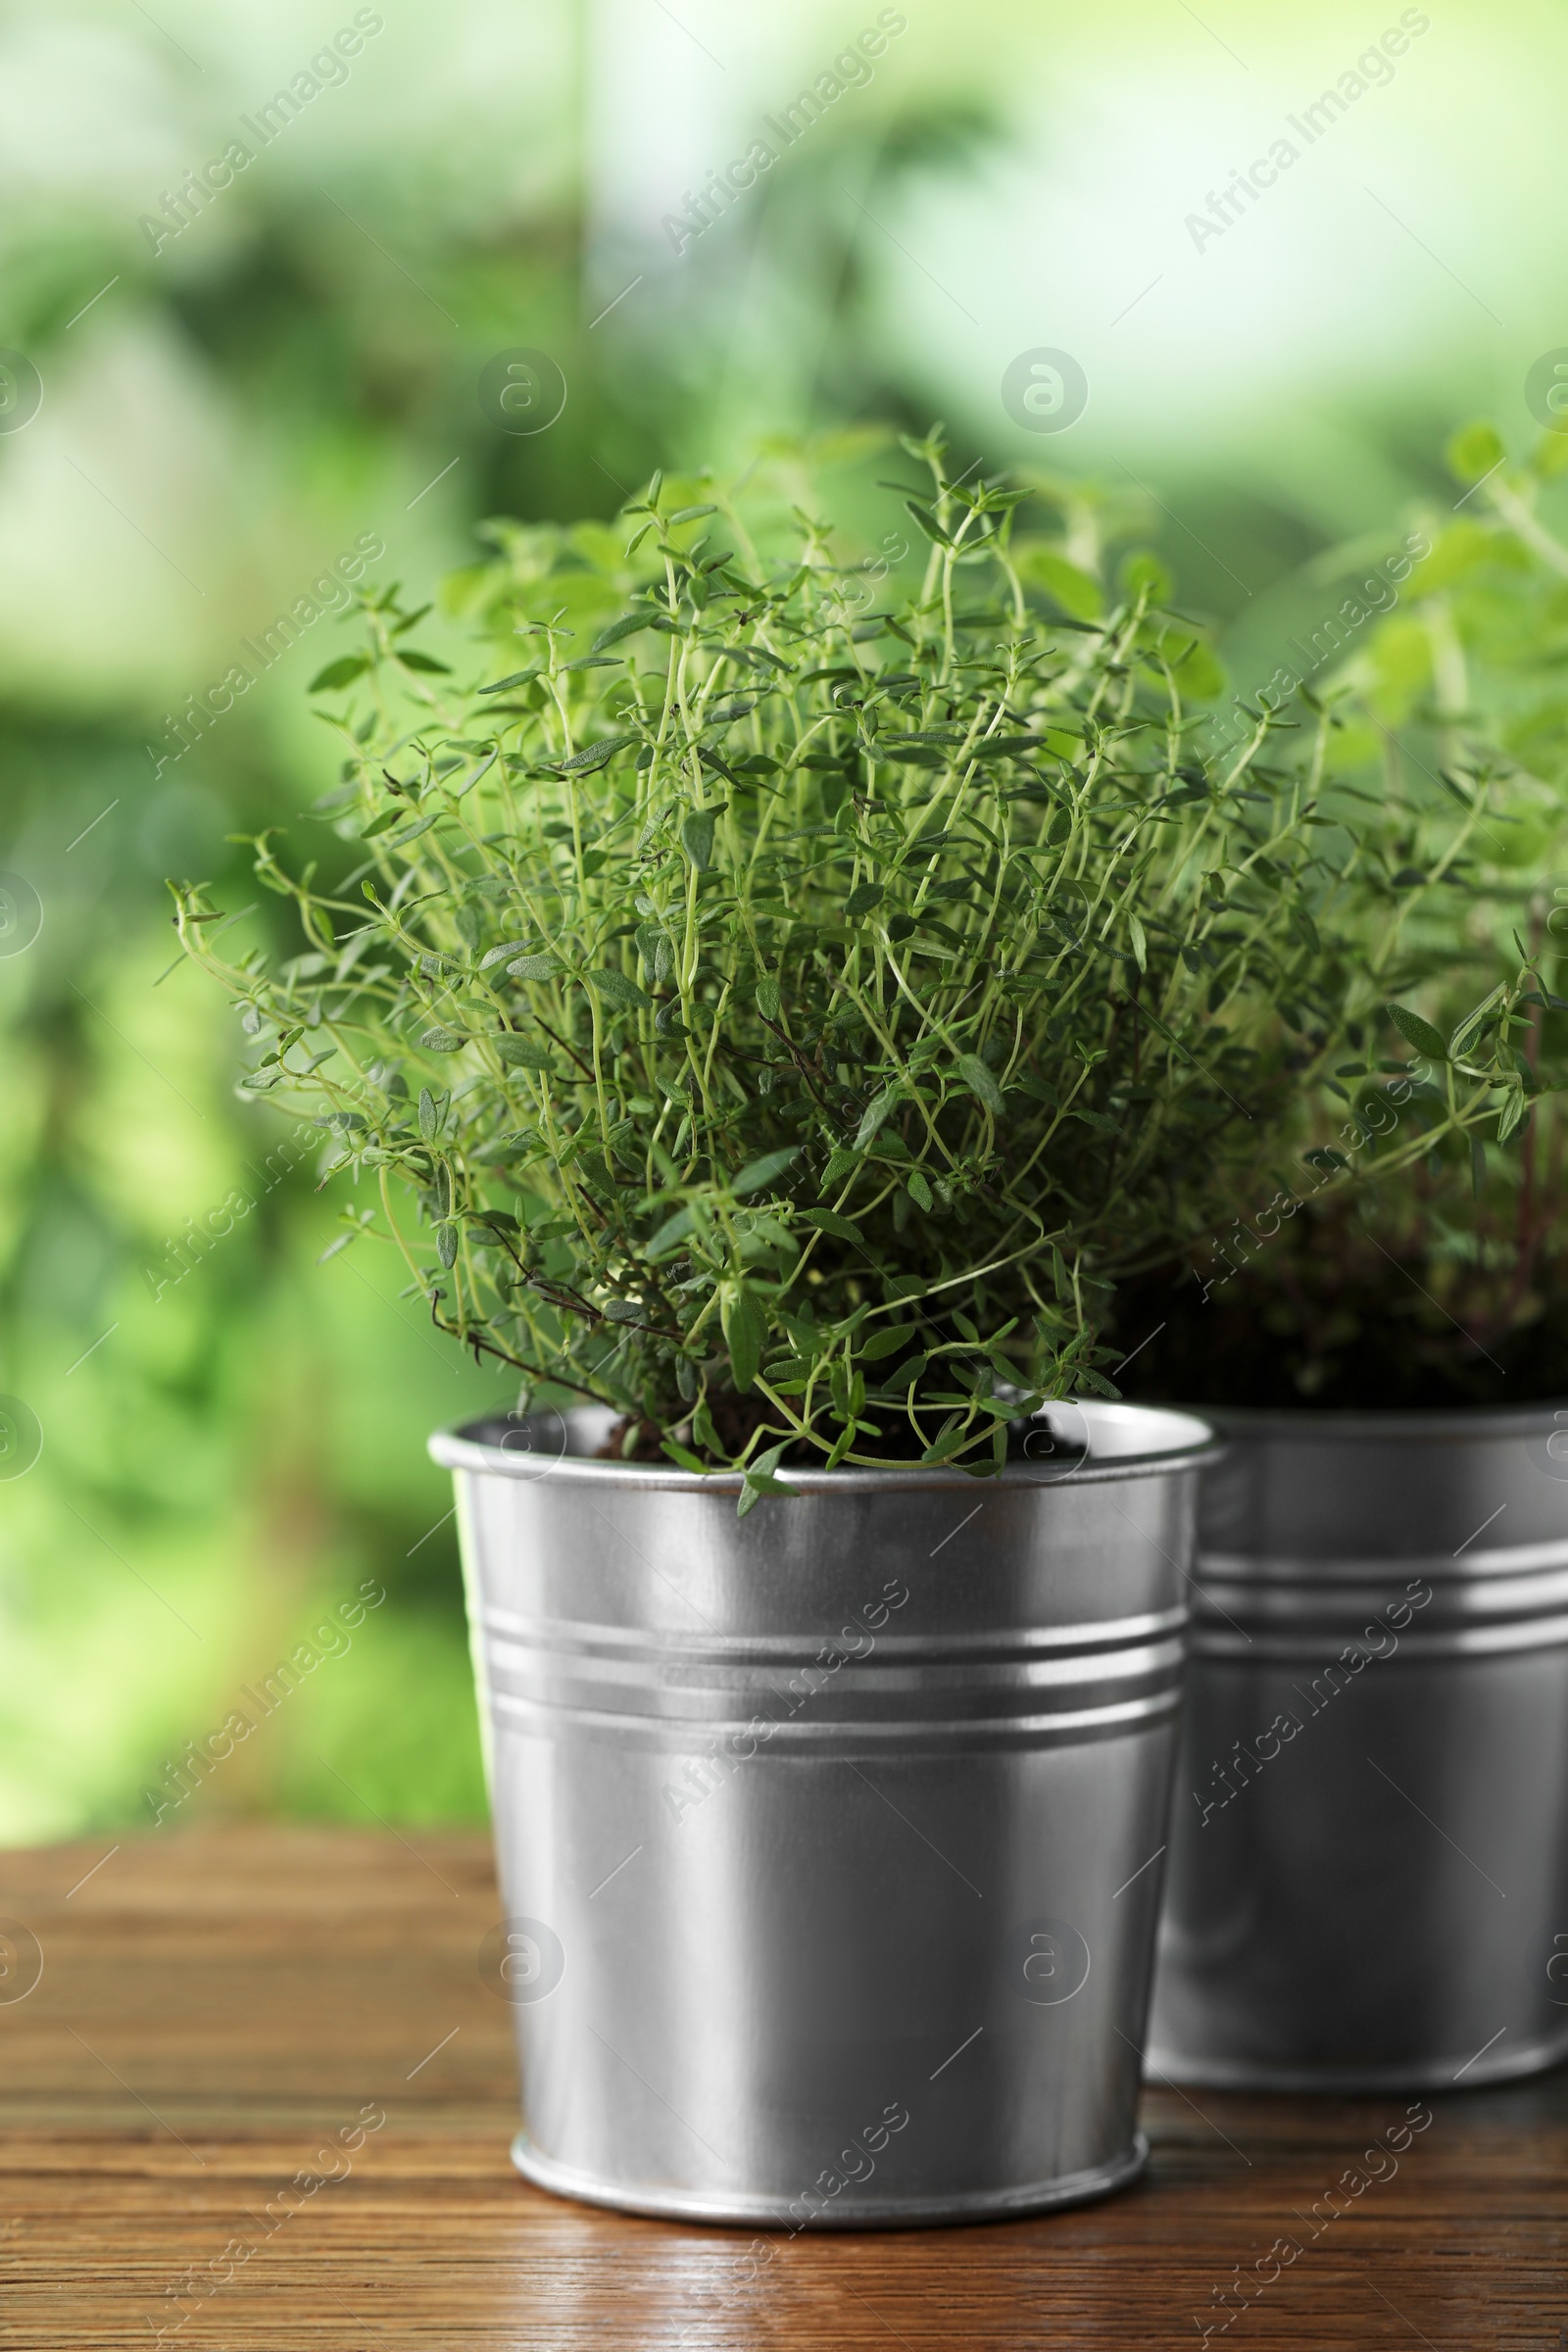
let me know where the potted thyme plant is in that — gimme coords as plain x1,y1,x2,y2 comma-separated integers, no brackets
172,435,1490,2221
1136,423,1568,2095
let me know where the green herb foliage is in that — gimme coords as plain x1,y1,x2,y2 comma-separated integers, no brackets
172,436,1530,1484
1122,424,1568,1406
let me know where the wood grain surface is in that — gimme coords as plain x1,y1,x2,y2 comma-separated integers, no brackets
1,1826,1564,2349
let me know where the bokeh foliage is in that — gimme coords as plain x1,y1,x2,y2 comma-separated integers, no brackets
6,0,1567,1839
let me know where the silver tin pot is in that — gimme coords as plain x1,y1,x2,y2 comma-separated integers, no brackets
431,1400,1217,2227
1148,1402,1568,2092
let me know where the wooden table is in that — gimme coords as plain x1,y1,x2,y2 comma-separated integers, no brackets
3,1827,1565,2348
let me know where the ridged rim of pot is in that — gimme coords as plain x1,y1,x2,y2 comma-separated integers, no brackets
429,1398,1221,1491
1181,1397,1568,1443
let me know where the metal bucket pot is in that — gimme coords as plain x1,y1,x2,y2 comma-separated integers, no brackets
1148,1403,1568,2092
431,1401,1217,2226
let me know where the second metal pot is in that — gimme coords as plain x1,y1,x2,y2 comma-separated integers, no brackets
433,1400,1217,2226
1148,1402,1568,2091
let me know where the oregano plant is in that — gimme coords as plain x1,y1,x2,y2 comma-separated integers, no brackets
172,435,1529,1499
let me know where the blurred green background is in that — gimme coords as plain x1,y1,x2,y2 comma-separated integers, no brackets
3,0,1563,1841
